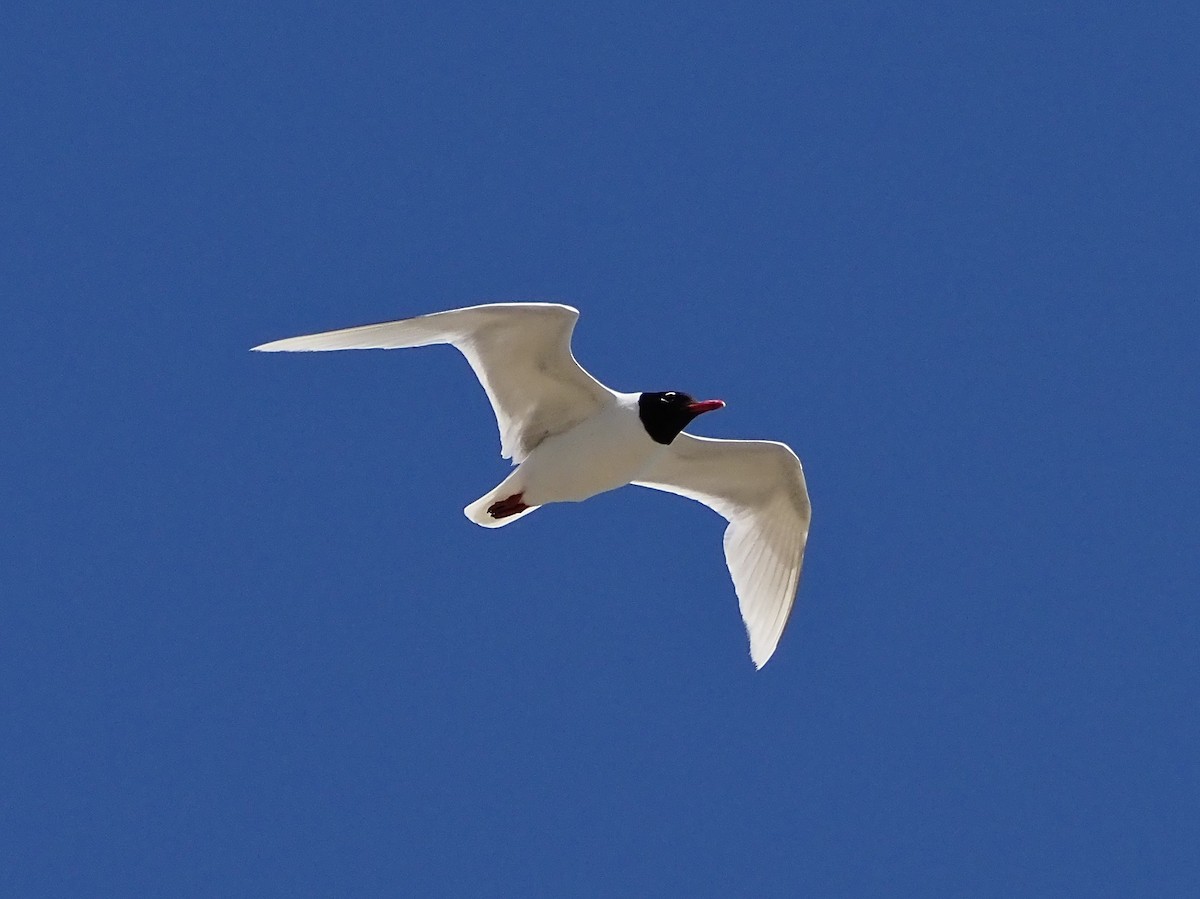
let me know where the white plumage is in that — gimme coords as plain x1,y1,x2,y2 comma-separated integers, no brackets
253,302,811,668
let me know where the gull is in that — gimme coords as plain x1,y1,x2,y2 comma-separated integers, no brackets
253,303,811,667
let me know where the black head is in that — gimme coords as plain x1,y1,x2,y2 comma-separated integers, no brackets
638,391,726,444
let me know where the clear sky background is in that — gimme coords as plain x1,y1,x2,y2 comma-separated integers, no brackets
3,3,1198,896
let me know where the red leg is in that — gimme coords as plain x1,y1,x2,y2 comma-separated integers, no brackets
487,492,529,520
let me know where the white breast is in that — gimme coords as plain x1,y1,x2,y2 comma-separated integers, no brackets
516,393,663,505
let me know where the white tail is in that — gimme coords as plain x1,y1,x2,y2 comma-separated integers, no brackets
462,469,540,528
463,491,541,528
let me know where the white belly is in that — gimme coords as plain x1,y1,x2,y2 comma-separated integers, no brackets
516,395,663,505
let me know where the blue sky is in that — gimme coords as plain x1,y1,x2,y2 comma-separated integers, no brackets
3,2,1198,895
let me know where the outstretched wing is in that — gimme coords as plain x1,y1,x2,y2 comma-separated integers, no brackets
253,303,615,462
634,433,811,668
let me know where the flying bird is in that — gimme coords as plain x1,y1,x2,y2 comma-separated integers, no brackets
252,303,810,667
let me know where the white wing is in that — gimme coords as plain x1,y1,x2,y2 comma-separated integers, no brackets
253,303,615,462
634,433,811,668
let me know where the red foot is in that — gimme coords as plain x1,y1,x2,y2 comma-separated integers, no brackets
487,492,529,520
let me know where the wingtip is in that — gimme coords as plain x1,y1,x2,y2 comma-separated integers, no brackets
750,644,775,669
249,339,289,352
